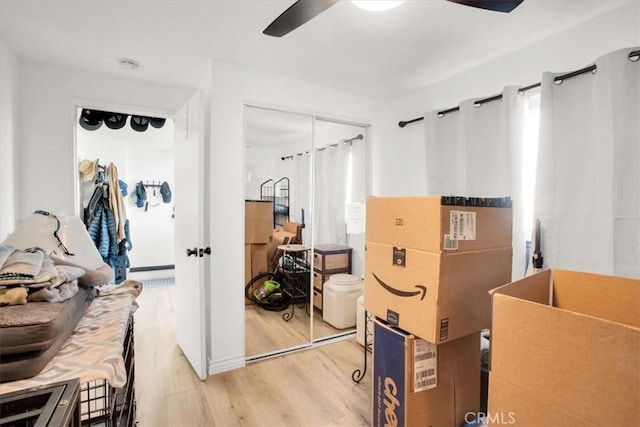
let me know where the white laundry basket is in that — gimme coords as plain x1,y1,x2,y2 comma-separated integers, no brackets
322,274,362,329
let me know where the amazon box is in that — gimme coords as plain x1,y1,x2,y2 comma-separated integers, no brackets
373,319,480,427
366,196,512,253
364,243,511,344
488,269,640,426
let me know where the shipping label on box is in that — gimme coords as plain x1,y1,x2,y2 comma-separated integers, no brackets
450,210,476,241
413,338,437,392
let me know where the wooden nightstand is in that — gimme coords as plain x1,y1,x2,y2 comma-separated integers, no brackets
312,244,352,313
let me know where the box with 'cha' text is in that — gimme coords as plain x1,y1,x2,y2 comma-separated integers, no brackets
373,319,480,427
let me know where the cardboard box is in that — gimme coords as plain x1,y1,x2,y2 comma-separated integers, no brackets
245,200,273,244
365,242,512,344
366,196,512,253
244,243,269,305
267,229,297,271
373,319,480,427
488,269,640,426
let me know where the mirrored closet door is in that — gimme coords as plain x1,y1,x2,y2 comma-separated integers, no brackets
244,106,313,358
244,106,369,360
311,118,367,343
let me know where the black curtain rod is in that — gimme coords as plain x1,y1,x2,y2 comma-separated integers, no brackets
398,49,640,128
281,133,363,160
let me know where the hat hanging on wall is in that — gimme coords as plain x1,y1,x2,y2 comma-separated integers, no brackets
104,112,129,130
79,108,167,132
130,115,150,132
79,158,99,182
149,117,166,129
79,109,104,131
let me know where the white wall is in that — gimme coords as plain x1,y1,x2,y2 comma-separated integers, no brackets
15,60,194,222
376,2,640,196
0,43,19,241
77,118,175,269
207,61,382,373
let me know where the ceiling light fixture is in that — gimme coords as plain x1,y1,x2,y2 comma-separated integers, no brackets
352,1,405,12
118,58,140,71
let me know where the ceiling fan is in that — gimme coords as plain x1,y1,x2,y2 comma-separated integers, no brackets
264,0,524,37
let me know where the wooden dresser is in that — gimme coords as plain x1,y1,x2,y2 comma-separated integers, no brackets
312,244,352,313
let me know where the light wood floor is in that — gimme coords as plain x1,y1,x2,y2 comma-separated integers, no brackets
245,301,349,357
135,286,372,426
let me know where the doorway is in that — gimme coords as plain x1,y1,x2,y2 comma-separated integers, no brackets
75,106,176,283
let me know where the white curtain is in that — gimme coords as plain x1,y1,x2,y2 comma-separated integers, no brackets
315,142,350,245
534,47,640,278
291,152,311,243
424,86,529,279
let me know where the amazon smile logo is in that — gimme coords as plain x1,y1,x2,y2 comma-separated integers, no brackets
372,272,426,301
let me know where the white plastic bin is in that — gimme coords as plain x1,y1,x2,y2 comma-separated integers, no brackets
322,274,362,329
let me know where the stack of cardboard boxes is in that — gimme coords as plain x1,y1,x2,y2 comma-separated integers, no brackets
245,200,273,304
364,196,513,426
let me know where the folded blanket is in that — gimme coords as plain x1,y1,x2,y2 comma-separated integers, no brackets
0,247,45,284
0,245,14,270
97,279,143,312
50,255,113,287
27,280,79,303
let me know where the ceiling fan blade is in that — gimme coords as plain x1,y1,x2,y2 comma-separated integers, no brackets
447,0,524,13
263,0,339,37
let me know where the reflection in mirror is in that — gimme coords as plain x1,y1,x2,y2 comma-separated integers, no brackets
311,119,367,342
244,106,312,359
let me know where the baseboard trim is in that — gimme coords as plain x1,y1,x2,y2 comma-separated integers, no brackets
207,355,246,376
129,264,175,272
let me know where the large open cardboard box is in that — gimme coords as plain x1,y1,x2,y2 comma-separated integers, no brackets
488,269,640,426
373,319,480,427
365,243,512,344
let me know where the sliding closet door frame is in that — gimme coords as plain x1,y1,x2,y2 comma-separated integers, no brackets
243,101,371,361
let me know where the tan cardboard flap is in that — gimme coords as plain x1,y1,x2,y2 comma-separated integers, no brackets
490,293,640,426
439,248,513,342
488,376,591,427
553,269,640,328
489,268,551,306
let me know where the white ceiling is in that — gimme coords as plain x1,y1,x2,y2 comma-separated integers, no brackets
0,0,628,101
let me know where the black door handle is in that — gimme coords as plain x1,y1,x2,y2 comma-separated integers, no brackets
186,247,198,257
199,247,212,257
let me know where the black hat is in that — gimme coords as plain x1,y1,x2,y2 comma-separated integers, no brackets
104,112,129,130
79,109,104,131
149,117,166,129
160,181,172,203
131,115,150,132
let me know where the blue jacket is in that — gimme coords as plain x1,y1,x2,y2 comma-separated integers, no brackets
88,198,118,264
